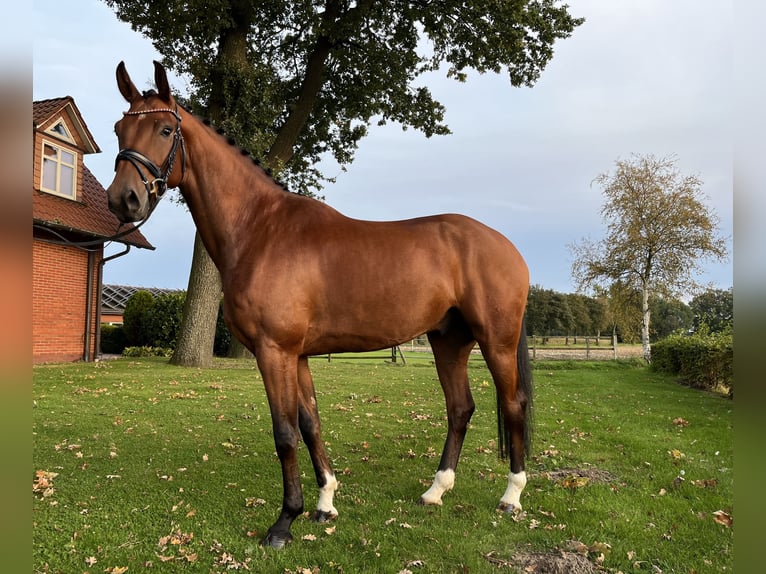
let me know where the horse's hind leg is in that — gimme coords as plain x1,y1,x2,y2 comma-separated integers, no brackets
297,356,338,522
480,340,531,514
420,318,476,506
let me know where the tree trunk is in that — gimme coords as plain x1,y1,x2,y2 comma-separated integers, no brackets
641,283,651,362
227,334,254,358
169,5,254,367
170,232,222,367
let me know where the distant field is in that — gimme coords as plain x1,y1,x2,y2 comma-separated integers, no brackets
33,357,732,573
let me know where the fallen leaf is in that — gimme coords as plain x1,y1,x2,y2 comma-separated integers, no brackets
302,533,317,541
712,510,733,527
85,556,97,566
668,449,685,460
324,525,336,535
561,475,589,489
33,470,58,498
672,417,690,427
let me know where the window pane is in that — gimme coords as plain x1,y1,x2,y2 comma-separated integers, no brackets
60,149,75,165
42,158,57,190
60,165,74,197
43,143,56,158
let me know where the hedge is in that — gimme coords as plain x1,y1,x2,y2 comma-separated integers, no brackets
100,323,127,354
651,330,733,397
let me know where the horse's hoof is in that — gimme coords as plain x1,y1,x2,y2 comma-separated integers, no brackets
418,496,442,506
311,510,338,523
497,502,522,515
261,531,293,549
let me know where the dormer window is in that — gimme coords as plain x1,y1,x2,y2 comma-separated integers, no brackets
41,139,77,199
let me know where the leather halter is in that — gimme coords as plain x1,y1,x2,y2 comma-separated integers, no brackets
114,106,186,199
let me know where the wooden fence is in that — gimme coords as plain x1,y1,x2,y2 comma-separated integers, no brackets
527,334,618,360
317,334,619,363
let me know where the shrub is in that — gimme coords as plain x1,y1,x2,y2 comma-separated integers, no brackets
214,301,232,357
145,292,186,349
100,323,127,354
123,290,156,346
651,329,733,396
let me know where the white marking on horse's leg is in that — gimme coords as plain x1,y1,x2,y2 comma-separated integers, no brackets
498,470,527,513
316,471,338,518
420,469,455,506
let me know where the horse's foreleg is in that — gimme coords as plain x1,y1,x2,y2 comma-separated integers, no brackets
420,329,475,506
257,349,303,549
297,357,338,523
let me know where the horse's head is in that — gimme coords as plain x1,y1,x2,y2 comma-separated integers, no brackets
106,61,185,223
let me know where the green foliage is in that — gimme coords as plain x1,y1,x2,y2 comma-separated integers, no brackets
122,345,172,357
690,287,733,334
145,291,186,349
651,330,733,396
214,300,232,357
650,296,693,339
103,0,584,194
525,285,628,339
121,290,155,346
33,358,732,573
99,323,127,354
120,292,231,355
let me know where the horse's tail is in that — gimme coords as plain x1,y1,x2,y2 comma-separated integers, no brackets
497,315,533,460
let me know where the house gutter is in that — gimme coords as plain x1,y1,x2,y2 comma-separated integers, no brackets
84,250,97,362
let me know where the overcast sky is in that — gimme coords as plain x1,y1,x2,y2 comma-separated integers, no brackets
32,0,733,295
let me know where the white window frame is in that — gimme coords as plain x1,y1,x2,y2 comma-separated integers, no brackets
40,138,78,200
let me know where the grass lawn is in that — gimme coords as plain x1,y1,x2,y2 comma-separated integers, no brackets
33,356,732,573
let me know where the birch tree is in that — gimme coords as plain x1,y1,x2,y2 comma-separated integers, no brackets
570,154,728,361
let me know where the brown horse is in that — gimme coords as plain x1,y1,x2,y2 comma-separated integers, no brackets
106,61,533,548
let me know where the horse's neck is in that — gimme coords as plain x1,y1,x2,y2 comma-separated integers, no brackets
178,116,283,270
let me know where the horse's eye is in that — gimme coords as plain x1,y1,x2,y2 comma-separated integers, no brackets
161,127,173,137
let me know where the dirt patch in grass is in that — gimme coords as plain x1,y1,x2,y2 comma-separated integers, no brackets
485,550,600,573
540,467,618,484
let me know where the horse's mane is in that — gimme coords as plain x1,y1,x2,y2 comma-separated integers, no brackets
199,117,289,191
142,89,289,192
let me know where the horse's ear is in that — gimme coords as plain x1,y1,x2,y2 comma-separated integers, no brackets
153,60,172,103
116,61,141,103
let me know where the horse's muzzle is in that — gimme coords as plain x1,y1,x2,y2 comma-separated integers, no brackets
107,185,147,223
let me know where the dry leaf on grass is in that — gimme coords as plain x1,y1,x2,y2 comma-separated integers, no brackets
712,510,733,527
33,470,58,498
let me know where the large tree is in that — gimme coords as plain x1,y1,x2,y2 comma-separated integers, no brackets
570,154,728,361
689,287,733,334
105,0,584,366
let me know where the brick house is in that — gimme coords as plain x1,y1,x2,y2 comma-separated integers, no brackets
33,97,153,364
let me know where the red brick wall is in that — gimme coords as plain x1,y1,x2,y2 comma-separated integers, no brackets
32,239,102,363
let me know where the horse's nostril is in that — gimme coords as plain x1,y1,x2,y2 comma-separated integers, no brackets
125,189,140,211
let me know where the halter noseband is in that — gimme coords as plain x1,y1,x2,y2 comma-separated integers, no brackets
114,105,186,200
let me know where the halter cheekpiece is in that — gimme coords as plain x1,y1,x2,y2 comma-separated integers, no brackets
114,105,186,200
